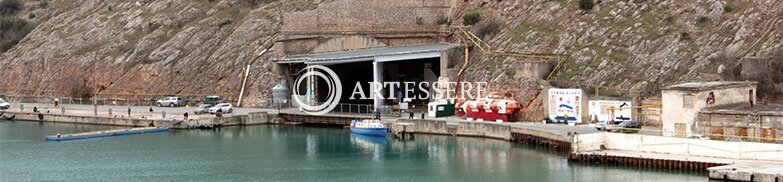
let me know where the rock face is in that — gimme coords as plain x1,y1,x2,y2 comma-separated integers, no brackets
1,0,782,107
0,0,295,106
457,0,783,102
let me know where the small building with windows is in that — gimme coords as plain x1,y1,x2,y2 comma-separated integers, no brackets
661,81,757,137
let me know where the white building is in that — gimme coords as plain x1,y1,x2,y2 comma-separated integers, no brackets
661,81,757,137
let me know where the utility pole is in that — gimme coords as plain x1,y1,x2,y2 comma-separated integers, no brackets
93,61,98,116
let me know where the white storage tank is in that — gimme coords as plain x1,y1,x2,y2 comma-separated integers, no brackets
272,83,288,104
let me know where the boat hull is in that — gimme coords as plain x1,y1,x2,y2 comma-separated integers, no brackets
350,127,387,137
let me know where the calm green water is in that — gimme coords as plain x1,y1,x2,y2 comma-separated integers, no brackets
0,121,706,181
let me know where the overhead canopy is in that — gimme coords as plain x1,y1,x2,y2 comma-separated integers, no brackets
279,43,457,65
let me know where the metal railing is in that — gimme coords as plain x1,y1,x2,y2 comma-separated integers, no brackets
261,99,401,117
0,94,228,107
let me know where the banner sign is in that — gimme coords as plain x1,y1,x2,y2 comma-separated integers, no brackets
548,89,583,123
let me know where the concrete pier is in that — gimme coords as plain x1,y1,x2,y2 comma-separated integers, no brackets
709,163,783,182
1,109,280,129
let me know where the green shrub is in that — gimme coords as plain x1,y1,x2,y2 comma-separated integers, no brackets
463,11,481,26
723,4,733,12
0,17,34,52
436,16,449,25
0,0,23,15
579,0,594,11
39,0,49,9
474,16,502,39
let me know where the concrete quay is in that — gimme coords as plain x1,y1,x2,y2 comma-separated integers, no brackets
0,103,282,129
709,162,783,182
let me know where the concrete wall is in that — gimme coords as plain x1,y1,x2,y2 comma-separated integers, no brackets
311,35,388,53
695,113,783,141
662,85,756,136
9,112,165,127
5,111,278,129
399,119,515,140
283,0,452,31
280,0,454,55
574,132,783,161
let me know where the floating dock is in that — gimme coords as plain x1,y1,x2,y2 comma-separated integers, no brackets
45,127,169,141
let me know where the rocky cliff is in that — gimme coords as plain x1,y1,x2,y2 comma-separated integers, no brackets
0,0,300,106
457,0,783,102
1,0,781,107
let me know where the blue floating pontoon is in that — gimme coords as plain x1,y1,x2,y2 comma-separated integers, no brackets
46,127,169,142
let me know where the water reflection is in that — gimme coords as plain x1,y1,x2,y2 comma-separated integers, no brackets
0,122,706,181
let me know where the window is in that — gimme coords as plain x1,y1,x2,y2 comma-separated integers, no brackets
682,94,693,108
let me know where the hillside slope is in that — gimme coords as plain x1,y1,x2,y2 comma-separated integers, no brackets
458,0,782,101
1,0,781,107
0,0,299,106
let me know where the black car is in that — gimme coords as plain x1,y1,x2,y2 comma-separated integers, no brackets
613,120,641,133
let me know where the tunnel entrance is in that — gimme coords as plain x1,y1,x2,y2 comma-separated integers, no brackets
312,57,440,106
279,43,457,112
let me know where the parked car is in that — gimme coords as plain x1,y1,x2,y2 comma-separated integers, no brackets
156,97,184,107
209,103,233,114
204,96,223,106
687,134,710,140
193,104,213,114
726,137,746,142
612,120,641,133
595,120,608,131
0,98,9,110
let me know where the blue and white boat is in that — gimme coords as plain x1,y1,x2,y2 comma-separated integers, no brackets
350,119,387,137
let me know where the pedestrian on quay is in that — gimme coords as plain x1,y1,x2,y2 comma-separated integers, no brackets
54,98,60,108
408,105,415,119
374,109,381,120
184,112,189,120
127,107,132,117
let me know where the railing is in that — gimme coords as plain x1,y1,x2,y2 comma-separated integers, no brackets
0,95,226,107
262,99,401,117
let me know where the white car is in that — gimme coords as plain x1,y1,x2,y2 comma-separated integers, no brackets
156,97,184,107
208,103,233,114
0,98,9,110
687,134,710,140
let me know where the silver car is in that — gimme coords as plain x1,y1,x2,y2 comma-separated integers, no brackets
209,103,233,114
193,104,213,114
0,98,9,110
156,97,184,107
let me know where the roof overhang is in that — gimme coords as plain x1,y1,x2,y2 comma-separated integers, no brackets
278,43,457,65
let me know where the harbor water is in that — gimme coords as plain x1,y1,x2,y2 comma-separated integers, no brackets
0,121,706,181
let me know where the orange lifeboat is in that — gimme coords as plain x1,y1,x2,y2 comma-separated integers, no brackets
455,98,520,122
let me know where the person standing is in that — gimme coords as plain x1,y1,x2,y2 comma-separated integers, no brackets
374,109,381,120
54,98,60,108
408,105,415,119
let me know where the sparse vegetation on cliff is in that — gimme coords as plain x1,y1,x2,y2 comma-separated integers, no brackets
0,0,32,52
463,11,481,25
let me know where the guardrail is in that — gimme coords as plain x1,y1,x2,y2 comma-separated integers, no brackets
0,95,228,107
260,99,401,117
601,126,783,144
